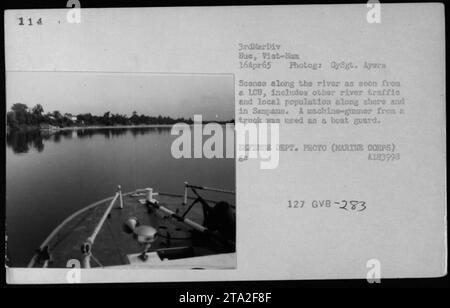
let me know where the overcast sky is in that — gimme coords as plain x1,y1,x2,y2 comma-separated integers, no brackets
6,72,234,121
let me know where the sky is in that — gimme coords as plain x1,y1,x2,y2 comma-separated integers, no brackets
6,72,234,121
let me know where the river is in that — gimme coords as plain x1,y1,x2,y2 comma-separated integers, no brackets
6,126,235,267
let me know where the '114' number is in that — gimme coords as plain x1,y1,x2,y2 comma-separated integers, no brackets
18,17,43,26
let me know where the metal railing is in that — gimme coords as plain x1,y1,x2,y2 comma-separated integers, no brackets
69,182,232,268
81,185,123,268
183,181,235,205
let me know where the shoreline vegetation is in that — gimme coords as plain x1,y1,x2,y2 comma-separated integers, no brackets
7,103,234,132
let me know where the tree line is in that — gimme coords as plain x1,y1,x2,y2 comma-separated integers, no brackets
6,103,232,130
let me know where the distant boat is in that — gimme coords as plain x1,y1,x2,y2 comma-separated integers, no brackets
28,182,236,269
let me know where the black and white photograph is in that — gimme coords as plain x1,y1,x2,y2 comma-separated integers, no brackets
2,1,448,290
6,73,236,269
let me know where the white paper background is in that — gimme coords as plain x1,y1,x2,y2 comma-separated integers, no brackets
5,4,446,283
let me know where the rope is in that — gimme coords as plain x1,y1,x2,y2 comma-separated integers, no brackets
187,184,235,195
90,253,104,267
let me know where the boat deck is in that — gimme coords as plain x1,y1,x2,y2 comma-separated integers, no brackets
31,191,234,268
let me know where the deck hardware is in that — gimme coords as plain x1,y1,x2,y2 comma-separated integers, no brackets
182,181,234,206
122,217,139,234
135,225,157,261
81,240,92,268
117,185,123,209
28,183,235,268
122,217,157,261
147,200,208,233
148,198,235,250
183,181,188,205
145,187,159,203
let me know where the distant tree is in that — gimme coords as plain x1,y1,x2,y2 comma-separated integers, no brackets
110,113,128,125
11,103,29,125
76,114,84,124
6,111,18,128
32,104,44,116
102,111,111,126
11,103,28,113
50,111,63,127
52,110,62,119
77,113,94,126
130,111,140,125
30,104,45,125
7,103,203,130
60,113,73,127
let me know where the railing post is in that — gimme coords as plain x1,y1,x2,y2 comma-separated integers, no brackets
145,187,159,203
146,188,152,202
183,181,188,205
81,241,92,268
117,185,123,209
82,255,91,268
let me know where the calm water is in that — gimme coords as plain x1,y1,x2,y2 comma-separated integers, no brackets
6,126,235,267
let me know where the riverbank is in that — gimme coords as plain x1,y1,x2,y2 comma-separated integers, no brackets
8,122,233,133
57,124,175,130
7,124,176,133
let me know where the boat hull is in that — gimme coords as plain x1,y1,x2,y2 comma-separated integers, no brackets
29,191,235,269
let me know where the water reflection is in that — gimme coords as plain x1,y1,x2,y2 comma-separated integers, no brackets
6,127,173,154
6,129,45,154
6,124,234,266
